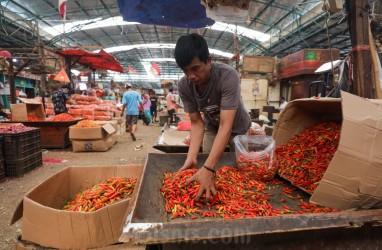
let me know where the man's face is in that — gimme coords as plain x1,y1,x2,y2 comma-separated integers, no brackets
63,88,69,93
181,56,211,86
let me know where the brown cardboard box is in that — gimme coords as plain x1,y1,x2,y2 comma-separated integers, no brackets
69,123,116,140
11,165,142,249
94,120,118,130
11,98,45,121
273,92,382,210
72,133,117,152
242,55,275,73
13,235,146,250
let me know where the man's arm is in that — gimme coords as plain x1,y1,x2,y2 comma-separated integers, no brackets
185,109,236,201
204,109,236,168
120,104,127,117
179,112,204,171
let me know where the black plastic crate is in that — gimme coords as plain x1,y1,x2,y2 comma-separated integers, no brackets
0,136,3,160
2,129,41,161
5,151,42,177
0,160,4,181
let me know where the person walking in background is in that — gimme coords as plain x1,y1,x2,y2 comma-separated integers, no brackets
105,92,115,101
278,96,288,111
120,83,143,141
142,94,152,125
52,84,74,115
149,93,158,123
166,88,177,125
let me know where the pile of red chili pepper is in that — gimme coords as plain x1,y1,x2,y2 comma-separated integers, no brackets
27,114,41,121
237,154,278,181
276,122,341,194
49,113,75,121
63,177,137,212
161,167,339,220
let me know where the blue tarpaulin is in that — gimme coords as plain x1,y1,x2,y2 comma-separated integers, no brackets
117,0,214,28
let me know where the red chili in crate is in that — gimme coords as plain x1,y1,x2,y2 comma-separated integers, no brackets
62,177,137,212
276,122,341,194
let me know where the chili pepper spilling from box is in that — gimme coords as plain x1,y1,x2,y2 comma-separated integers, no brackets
63,177,137,212
275,122,341,194
161,167,339,220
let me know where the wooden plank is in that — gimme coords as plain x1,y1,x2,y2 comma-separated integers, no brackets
349,0,375,98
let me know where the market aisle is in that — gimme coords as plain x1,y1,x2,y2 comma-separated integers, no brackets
0,122,163,249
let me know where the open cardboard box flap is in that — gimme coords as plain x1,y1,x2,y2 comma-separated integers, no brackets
310,91,382,210
69,123,116,140
11,165,142,249
273,91,382,210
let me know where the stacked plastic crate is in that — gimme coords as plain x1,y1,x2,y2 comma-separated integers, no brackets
1,126,42,177
0,136,4,180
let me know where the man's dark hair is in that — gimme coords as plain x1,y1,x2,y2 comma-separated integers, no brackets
281,96,286,101
168,88,173,93
174,33,209,69
62,85,70,89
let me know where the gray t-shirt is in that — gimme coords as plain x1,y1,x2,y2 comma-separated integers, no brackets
178,62,251,135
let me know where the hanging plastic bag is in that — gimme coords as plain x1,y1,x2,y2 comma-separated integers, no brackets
233,135,278,181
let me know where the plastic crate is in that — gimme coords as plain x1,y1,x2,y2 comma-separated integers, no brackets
5,151,42,177
0,136,3,160
2,129,41,161
0,160,4,181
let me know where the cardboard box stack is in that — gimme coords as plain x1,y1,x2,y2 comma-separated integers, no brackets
11,165,143,249
69,123,117,152
273,91,382,210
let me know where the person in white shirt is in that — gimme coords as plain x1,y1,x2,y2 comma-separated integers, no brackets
278,96,288,111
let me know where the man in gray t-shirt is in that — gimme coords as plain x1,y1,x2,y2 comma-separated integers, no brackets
174,33,251,201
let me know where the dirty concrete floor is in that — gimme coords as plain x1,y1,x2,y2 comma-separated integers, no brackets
0,122,165,249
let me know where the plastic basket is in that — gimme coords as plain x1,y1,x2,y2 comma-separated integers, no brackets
5,151,42,177
2,129,41,161
0,160,4,181
0,136,3,160
233,135,278,181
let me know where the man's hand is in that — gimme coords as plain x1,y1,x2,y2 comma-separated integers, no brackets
178,157,197,172
120,113,124,118
185,167,217,201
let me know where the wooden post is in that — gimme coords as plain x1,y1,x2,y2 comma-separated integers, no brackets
348,0,375,98
7,58,16,104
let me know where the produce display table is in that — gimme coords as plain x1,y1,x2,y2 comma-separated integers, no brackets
4,119,83,149
120,153,382,247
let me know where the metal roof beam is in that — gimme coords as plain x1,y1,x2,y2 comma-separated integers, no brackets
248,0,276,27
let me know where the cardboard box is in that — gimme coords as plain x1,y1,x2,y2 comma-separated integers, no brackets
13,235,146,250
11,98,45,121
11,164,142,249
69,123,116,140
161,130,190,146
242,55,275,73
273,92,382,210
72,133,117,152
94,120,118,130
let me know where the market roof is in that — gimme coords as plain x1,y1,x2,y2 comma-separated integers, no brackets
0,0,352,80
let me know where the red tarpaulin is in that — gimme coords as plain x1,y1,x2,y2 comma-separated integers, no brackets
56,49,124,73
